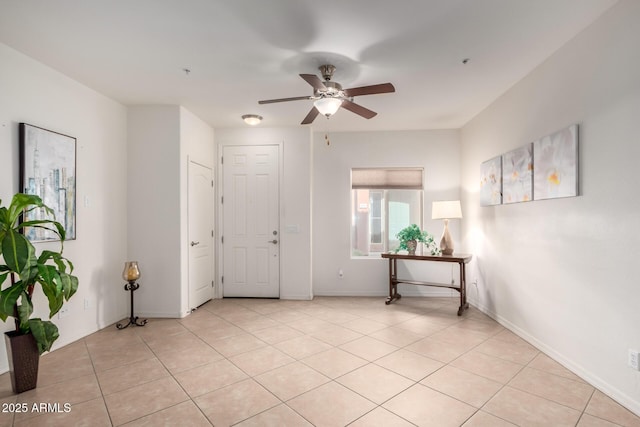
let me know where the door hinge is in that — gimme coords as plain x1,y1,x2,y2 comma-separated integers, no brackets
211,180,214,187
221,156,224,164
221,276,224,284
211,280,214,288
211,230,214,237
221,235,224,244
221,196,224,204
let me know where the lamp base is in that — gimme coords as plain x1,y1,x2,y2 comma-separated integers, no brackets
440,219,454,255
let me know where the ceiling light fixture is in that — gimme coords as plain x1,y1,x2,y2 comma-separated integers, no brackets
242,114,263,126
313,97,342,118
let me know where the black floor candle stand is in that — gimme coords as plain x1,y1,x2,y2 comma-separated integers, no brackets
116,281,147,329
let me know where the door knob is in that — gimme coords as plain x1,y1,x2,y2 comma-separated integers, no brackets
268,239,278,244
190,241,200,246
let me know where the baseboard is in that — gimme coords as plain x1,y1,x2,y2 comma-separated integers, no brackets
313,288,457,298
135,311,184,319
279,294,313,301
469,297,640,417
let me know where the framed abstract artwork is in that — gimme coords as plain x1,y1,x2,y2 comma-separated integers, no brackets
19,123,77,242
533,124,579,200
480,156,502,206
502,144,532,204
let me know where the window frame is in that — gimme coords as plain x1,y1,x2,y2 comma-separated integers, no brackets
350,167,424,259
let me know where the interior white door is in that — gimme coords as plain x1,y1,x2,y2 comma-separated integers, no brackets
188,160,214,309
222,145,279,298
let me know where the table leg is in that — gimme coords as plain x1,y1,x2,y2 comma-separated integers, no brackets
385,258,401,305
457,261,469,315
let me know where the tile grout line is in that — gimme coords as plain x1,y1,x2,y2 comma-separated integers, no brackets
36,297,634,426
133,329,213,427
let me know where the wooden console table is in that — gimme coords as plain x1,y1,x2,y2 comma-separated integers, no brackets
381,253,473,316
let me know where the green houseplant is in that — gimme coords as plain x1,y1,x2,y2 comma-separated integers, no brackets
0,193,78,392
395,224,440,255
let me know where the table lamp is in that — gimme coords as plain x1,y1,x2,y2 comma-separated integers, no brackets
431,200,462,255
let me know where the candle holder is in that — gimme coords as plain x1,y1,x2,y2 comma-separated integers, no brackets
117,261,147,329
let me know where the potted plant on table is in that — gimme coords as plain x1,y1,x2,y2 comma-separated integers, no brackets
395,224,441,255
0,193,78,393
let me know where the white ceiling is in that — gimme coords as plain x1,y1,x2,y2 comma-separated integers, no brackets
0,0,617,132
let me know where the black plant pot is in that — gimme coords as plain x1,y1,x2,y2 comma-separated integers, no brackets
4,331,39,393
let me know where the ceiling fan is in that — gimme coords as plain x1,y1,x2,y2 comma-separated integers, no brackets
258,64,395,124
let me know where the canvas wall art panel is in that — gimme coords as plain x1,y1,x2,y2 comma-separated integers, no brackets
533,124,578,200
19,123,76,242
502,144,532,204
480,156,502,206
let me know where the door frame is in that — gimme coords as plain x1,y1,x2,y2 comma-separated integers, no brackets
216,141,283,299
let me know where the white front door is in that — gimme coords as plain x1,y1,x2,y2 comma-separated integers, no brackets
188,160,214,309
222,145,280,298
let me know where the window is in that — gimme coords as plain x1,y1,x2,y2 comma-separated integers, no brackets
351,168,423,257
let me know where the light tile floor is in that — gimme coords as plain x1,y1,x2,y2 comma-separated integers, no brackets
1,297,639,426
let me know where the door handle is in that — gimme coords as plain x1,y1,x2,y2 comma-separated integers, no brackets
268,239,278,244
191,241,200,247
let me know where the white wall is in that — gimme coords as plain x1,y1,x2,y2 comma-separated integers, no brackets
127,106,182,317
0,43,128,370
215,127,313,300
312,130,462,296
460,0,640,414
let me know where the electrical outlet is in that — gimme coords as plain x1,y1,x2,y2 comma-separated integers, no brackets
338,269,344,279
58,306,70,319
629,349,639,370
84,298,92,310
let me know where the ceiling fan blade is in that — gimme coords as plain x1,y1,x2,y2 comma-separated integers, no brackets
340,99,377,119
343,83,395,97
301,107,320,125
258,95,311,104
300,74,327,91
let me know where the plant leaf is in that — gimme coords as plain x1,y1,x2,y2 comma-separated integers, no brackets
7,194,52,227
58,273,79,301
27,318,59,354
38,250,63,271
0,280,26,319
1,229,37,279
59,273,72,300
17,220,65,241
16,291,33,332
67,275,78,300
0,209,8,241
10,193,66,241
38,265,64,316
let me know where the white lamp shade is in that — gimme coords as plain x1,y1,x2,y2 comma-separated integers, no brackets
432,200,462,219
314,97,342,116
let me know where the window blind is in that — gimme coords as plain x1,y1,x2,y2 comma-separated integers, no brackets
351,168,423,190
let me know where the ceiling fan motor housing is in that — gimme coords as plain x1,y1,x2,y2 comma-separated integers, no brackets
315,80,343,98
319,64,336,81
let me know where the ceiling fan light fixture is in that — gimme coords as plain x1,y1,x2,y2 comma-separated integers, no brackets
242,114,263,126
314,97,342,117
